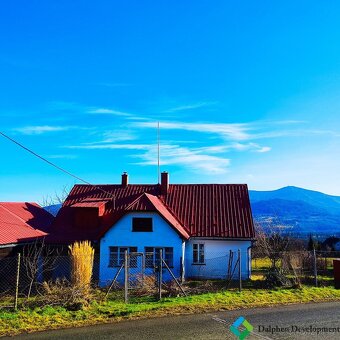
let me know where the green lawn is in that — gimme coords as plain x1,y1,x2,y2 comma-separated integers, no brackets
1,286,340,336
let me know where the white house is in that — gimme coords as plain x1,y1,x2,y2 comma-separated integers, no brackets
53,172,255,285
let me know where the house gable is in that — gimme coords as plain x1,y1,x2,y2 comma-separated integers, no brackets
98,193,190,240
99,211,184,285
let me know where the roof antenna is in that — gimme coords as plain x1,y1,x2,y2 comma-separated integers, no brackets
157,121,160,184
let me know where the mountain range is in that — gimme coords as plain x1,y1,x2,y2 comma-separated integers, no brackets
44,186,340,239
249,186,340,238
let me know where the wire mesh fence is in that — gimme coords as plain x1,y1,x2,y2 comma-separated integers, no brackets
252,250,338,275
0,250,338,310
0,256,18,309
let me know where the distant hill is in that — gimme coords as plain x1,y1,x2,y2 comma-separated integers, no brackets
43,204,62,217
43,186,340,239
249,186,340,238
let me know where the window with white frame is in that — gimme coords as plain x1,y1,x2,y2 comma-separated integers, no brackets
145,247,173,268
193,243,205,264
109,246,137,267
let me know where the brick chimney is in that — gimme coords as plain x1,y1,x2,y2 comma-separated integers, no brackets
161,171,169,195
121,172,128,187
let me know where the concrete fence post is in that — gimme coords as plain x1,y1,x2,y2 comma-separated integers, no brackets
14,253,21,310
124,250,128,303
313,248,318,287
238,249,242,292
158,249,163,300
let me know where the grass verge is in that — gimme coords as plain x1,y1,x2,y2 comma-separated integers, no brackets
1,286,340,336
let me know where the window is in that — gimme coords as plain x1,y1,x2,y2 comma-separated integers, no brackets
109,246,137,267
145,247,173,268
193,244,205,264
132,218,153,232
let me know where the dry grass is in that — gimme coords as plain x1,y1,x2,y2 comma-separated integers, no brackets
133,275,157,296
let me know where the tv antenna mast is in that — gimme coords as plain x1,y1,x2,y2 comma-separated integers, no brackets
157,121,160,184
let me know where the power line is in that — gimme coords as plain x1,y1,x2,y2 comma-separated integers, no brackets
0,131,116,203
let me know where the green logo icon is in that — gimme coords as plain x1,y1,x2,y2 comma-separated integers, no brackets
230,316,253,339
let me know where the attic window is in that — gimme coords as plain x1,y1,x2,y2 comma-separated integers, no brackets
132,217,153,232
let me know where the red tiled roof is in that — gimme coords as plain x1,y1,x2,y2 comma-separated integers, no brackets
51,183,254,243
0,202,54,246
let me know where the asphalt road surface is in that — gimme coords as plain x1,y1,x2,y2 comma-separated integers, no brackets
10,302,340,340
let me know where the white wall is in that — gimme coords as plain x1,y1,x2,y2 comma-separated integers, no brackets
99,212,183,286
185,238,252,280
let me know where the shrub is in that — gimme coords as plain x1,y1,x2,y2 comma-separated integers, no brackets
41,279,84,310
264,268,292,288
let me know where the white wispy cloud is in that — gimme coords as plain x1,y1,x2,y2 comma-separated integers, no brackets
256,146,271,153
133,144,230,174
230,142,271,153
13,125,73,135
135,121,250,141
165,101,217,112
46,101,139,119
135,119,339,143
66,142,230,174
85,131,137,144
86,107,150,121
87,108,132,117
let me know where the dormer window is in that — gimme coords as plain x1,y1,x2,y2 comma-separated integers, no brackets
132,217,153,232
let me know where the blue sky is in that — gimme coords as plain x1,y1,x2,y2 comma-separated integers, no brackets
1,1,340,202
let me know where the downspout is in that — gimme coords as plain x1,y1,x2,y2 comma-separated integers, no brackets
247,241,254,279
181,240,186,282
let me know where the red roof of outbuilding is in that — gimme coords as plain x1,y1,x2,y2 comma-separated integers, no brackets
71,201,108,208
0,202,54,246
51,183,254,243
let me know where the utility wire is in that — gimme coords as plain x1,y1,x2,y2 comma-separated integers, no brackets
0,131,116,203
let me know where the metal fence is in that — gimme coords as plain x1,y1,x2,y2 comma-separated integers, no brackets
0,250,338,310
252,250,338,288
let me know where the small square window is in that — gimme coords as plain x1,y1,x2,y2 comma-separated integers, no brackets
132,218,153,232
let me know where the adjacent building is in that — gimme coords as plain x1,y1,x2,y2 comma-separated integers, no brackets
0,202,53,258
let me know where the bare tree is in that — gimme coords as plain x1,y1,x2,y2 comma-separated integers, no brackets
40,185,71,208
254,222,290,270
22,238,58,299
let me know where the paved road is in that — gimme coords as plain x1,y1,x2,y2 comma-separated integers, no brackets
11,302,340,340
